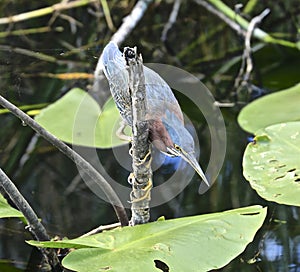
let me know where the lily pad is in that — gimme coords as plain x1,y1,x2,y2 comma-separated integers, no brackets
35,88,129,148
0,194,24,219
28,205,267,271
238,83,300,133
243,122,300,206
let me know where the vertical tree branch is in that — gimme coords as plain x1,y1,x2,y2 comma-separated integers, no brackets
0,168,60,271
124,47,152,226
0,94,128,227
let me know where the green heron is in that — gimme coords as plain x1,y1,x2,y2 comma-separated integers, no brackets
100,42,209,187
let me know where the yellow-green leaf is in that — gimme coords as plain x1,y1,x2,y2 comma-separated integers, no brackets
238,83,300,133
243,122,300,206
35,88,129,148
28,206,267,272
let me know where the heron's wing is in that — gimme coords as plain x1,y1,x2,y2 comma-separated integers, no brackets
101,42,184,126
101,42,132,124
144,66,184,123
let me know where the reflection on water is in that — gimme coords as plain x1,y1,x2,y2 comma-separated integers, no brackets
260,231,300,272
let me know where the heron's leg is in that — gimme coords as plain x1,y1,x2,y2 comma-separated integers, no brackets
116,120,131,142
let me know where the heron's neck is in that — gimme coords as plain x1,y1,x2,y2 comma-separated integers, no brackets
148,119,173,153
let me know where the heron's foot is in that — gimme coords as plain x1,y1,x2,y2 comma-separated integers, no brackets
129,148,152,166
129,178,153,203
116,120,131,142
136,150,152,166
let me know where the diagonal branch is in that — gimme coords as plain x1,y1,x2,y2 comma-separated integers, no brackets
0,168,60,271
0,94,128,227
111,0,154,45
0,0,97,25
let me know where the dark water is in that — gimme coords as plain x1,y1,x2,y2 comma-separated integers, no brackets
0,1,300,271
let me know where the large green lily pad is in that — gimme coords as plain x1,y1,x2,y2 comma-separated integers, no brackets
28,205,267,271
243,122,300,206
238,83,300,133
35,88,129,148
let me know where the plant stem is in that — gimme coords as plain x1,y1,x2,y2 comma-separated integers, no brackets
0,0,97,25
0,95,128,227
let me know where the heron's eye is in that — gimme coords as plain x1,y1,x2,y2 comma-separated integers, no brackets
174,144,181,151
124,48,135,59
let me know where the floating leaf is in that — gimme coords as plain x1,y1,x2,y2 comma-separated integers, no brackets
238,83,300,133
35,88,129,148
243,122,300,206
0,194,24,219
28,206,267,271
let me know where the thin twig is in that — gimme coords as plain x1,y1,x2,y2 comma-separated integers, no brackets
0,26,63,38
80,222,121,237
0,168,60,271
0,45,89,67
0,95,128,227
124,46,152,226
161,0,182,42
244,9,270,82
234,9,270,92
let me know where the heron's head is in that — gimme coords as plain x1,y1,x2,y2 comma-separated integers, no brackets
149,111,209,187
166,141,209,187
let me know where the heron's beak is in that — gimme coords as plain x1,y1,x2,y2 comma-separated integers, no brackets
183,153,209,187
167,147,210,187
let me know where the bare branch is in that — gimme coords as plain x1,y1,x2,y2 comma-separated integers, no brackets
80,222,121,237
0,168,60,271
234,9,270,92
161,0,182,42
124,46,152,225
111,0,153,45
0,94,128,227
